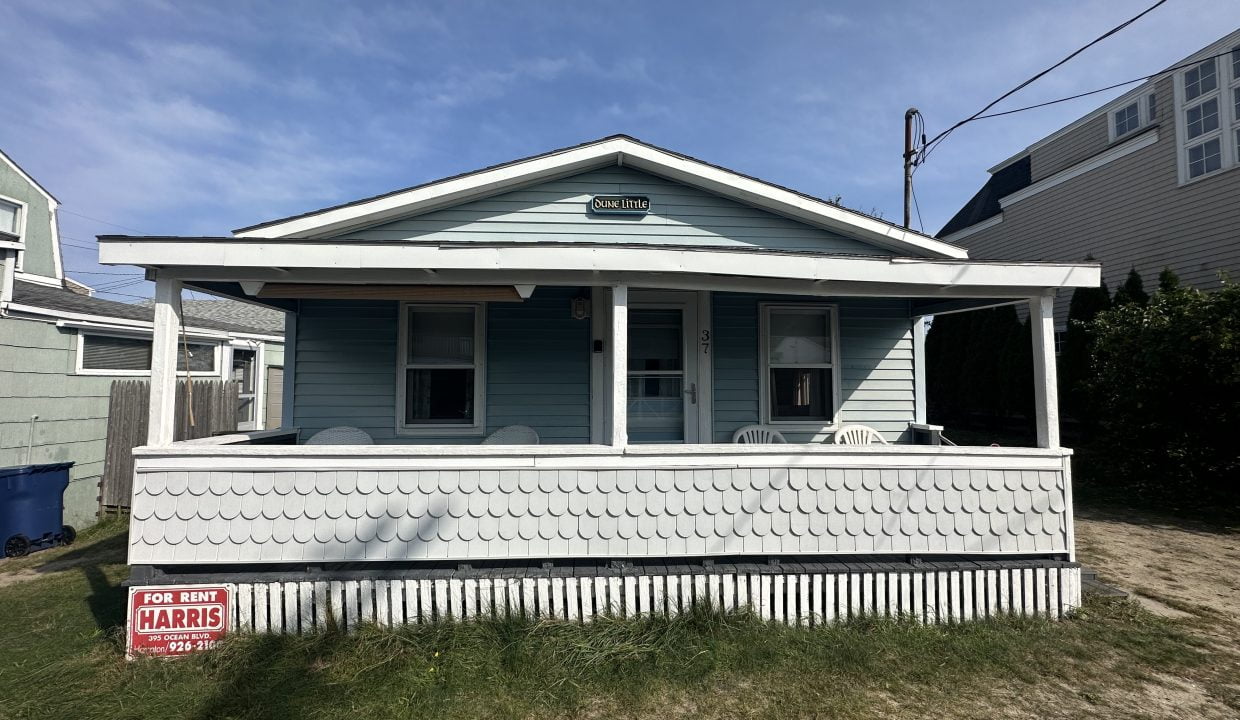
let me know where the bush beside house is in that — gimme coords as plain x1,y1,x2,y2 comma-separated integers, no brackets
928,270,1240,510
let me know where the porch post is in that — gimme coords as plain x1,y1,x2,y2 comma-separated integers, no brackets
609,285,628,447
148,273,183,446
912,316,927,424
1029,294,1060,449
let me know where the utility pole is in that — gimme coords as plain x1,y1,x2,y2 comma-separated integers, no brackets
903,107,918,229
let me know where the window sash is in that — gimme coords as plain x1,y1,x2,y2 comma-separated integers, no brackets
0,200,18,235
760,304,839,426
1113,102,1140,136
398,303,484,431
1185,58,1218,101
79,333,218,374
1187,138,1222,178
1185,97,1220,139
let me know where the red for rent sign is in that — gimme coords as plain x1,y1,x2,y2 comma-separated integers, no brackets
127,584,231,659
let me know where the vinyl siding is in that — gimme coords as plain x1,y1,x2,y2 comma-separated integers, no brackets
291,288,591,444
0,316,112,528
0,160,57,278
293,291,915,446
1029,112,1112,182
957,76,1240,325
711,293,915,443
343,167,894,255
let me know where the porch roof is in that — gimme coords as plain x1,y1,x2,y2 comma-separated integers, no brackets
98,237,1100,301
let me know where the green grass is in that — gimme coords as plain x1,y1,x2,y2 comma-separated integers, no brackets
0,522,1219,720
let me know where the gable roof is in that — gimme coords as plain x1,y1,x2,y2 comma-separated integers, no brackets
137,298,287,335
235,135,968,260
0,148,60,206
10,280,285,337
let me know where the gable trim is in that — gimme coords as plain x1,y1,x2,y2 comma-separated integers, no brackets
0,149,60,206
998,128,1159,210
235,136,968,260
939,213,1004,243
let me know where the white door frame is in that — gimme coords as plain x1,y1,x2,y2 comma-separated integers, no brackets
591,289,713,444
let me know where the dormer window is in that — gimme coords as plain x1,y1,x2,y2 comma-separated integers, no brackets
1113,102,1140,137
1109,92,1158,141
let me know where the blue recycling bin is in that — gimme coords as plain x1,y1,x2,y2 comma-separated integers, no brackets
0,462,76,558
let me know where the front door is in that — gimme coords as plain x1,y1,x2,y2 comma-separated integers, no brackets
627,297,699,443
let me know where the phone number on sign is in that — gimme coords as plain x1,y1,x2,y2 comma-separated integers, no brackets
159,639,219,653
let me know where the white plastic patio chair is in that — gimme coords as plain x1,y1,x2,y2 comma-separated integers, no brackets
482,425,540,445
304,426,374,445
833,425,889,445
731,425,787,444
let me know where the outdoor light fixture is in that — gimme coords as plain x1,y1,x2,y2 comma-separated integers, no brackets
571,296,591,320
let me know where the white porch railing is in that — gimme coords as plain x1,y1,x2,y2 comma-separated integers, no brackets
128,444,1074,567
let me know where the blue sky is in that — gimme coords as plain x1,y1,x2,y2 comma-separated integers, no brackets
1,0,1236,301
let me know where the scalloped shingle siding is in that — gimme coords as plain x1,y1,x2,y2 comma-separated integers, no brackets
129,465,1069,564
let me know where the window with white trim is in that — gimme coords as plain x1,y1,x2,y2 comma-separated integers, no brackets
78,332,218,374
0,196,24,270
398,304,485,432
1175,50,1240,182
1232,45,1240,163
760,305,839,425
1113,102,1141,137
1108,92,1158,141
0,199,19,238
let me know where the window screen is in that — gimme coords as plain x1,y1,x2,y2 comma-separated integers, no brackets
764,307,836,423
81,334,217,373
81,334,152,371
403,306,480,426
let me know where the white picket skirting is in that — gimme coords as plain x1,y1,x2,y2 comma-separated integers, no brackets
219,565,1081,634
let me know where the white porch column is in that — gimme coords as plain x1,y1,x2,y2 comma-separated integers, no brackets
148,274,183,446
912,316,927,424
1029,294,1060,449
609,285,628,447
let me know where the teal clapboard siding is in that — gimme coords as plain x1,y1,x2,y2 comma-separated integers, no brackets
0,316,115,528
292,288,591,444
486,289,591,443
292,299,400,442
711,293,915,443
341,167,893,256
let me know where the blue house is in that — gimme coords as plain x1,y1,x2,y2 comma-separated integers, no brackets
101,136,1099,635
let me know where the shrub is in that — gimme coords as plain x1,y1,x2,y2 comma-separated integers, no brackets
1085,282,1240,504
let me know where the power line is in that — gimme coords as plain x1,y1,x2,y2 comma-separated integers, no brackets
910,183,925,233
918,0,1169,165
94,290,154,301
65,269,143,276
58,208,147,234
970,47,1239,121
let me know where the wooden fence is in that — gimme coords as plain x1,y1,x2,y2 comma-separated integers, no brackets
100,379,238,515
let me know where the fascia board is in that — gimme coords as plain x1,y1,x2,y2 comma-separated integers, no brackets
99,239,1098,289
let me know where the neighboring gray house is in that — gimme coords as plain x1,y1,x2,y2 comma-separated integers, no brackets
0,148,286,529
939,29,1240,330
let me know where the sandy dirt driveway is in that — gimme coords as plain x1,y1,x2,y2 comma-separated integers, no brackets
1076,507,1240,621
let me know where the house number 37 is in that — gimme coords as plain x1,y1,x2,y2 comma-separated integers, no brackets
700,329,711,355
